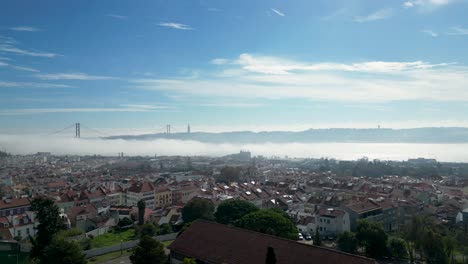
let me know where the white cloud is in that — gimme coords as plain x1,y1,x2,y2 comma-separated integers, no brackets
12,65,40,72
10,26,41,32
354,8,393,22
105,14,127,20
0,81,71,88
448,26,468,35
403,0,454,11
130,53,468,103
198,103,264,108
0,45,58,58
210,58,229,65
35,72,116,80
119,104,172,109
422,29,439,37
270,8,285,17
0,106,167,115
403,1,415,8
158,22,193,30
1,135,468,162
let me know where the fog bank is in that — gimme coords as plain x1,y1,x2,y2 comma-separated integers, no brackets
1,135,468,162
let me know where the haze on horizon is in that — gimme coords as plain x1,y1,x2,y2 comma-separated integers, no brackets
1,0,468,156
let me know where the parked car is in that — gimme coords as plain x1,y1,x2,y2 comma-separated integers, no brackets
303,233,312,241
298,233,304,240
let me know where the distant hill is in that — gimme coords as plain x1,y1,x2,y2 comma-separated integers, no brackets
105,127,468,143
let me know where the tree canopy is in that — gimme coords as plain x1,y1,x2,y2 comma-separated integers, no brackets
236,209,298,240
216,166,240,184
214,199,258,225
337,231,357,253
130,236,167,264
30,197,64,263
42,239,86,264
355,220,388,259
138,199,146,225
182,197,214,223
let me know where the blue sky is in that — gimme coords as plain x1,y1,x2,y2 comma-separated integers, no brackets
1,0,468,135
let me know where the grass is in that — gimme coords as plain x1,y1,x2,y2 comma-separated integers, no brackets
162,240,174,247
87,250,131,264
90,229,136,248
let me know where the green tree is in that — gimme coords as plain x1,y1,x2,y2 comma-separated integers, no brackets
42,239,86,264
388,237,408,259
313,227,322,246
30,197,64,263
182,258,196,264
214,199,258,225
337,231,358,253
118,217,133,228
182,197,214,223
139,223,158,238
236,209,298,240
217,166,240,184
265,246,277,264
138,199,146,225
355,220,388,259
130,236,167,264
420,230,448,264
159,223,173,235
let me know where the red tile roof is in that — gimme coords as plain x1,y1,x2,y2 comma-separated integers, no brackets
0,198,30,210
128,182,154,193
169,220,377,264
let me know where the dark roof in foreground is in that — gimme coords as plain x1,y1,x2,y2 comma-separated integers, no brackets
168,220,377,264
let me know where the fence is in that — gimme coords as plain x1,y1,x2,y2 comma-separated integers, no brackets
83,233,178,258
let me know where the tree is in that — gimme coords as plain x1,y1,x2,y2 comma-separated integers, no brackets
313,227,322,246
214,199,258,225
182,197,214,223
138,199,146,225
42,239,86,264
420,230,448,264
118,217,133,228
30,197,64,263
130,236,167,264
355,220,388,259
216,166,240,184
158,223,173,235
139,223,158,238
265,246,277,264
337,231,357,253
388,237,408,259
183,258,197,264
236,209,298,240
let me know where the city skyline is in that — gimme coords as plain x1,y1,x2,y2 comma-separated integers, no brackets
1,0,468,133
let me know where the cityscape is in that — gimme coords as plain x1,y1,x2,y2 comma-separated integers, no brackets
1,0,468,264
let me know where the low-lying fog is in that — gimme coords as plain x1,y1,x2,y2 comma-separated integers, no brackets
1,135,468,162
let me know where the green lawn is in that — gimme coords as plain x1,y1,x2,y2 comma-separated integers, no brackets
162,240,173,247
90,229,136,248
87,250,131,264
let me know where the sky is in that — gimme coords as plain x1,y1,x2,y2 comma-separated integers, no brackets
1,0,468,136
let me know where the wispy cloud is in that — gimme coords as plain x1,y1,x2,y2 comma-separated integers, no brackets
0,45,58,58
119,104,172,109
11,65,40,72
35,72,116,80
105,14,127,20
448,26,468,35
0,81,71,88
207,8,220,12
210,58,229,65
158,22,193,30
270,8,285,17
354,8,393,22
9,26,41,32
131,53,468,103
403,0,454,11
199,103,264,108
422,29,439,37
